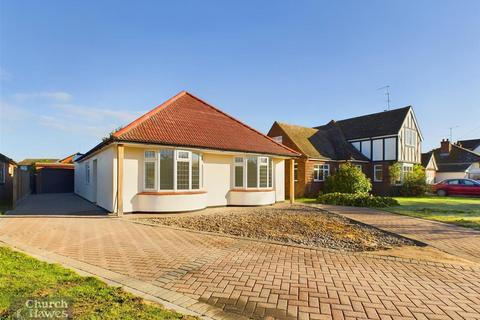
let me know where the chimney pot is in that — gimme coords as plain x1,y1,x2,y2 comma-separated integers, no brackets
440,139,452,153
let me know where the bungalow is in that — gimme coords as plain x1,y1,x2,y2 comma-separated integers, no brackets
268,106,423,196
75,91,299,214
426,139,480,182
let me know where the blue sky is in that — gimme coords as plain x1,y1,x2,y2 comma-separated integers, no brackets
1,0,479,161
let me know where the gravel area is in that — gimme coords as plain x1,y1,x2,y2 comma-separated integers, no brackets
137,204,416,251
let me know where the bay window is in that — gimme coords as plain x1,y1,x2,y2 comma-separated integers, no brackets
144,149,201,192
234,156,273,189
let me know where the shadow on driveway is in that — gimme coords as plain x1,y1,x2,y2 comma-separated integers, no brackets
6,193,108,216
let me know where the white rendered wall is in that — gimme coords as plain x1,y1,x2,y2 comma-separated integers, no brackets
74,146,115,212
275,159,285,202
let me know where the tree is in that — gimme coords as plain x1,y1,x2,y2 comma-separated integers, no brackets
401,164,427,196
388,162,402,185
324,163,372,194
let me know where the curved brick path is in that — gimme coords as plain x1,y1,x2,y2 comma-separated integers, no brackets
311,204,480,264
1,216,480,320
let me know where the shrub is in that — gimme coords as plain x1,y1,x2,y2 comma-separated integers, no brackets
324,163,372,194
401,164,427,196
317,192,399,208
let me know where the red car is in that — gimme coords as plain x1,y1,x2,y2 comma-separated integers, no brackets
433,179,480,196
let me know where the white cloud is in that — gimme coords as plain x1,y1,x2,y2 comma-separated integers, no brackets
51,103,140,122
13,91,73,102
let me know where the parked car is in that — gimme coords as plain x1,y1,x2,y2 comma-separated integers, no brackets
433,179,480,196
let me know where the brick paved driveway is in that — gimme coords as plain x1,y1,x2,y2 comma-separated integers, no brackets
313,204,480,264
1,216,480,319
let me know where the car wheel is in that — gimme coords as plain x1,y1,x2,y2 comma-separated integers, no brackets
437,189,447,197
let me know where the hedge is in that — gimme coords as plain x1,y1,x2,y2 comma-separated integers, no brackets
317,192,399,208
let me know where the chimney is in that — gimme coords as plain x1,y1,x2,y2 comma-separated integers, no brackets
440,139,452,153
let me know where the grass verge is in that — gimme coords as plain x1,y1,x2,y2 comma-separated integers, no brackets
0,246,195,319
389,196,480,230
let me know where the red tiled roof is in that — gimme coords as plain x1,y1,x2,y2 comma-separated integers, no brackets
112,91,299,157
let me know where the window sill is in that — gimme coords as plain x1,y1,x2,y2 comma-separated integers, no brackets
230,188,274,192
138,191,206,196
313,180,325,183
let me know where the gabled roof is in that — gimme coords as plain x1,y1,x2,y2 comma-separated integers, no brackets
274,121,369,161
421,152,437,170
326,106,412,140
432,144,480,172
58,152,81,164
79,91,299,161
457,138,480,151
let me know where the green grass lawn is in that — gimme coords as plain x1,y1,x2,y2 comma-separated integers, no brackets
294,197,317,204
389,196,480,230
0,247,195,319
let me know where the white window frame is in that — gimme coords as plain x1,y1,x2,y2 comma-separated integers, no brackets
374,164,383,182
144,150,157,190
401,163,413,181
271,136,283,144
313,164,329,182
143,149,203,192
234,157,245,188
233,155,272,189
405,128,417,147
0,162,5,184
85,162,90,185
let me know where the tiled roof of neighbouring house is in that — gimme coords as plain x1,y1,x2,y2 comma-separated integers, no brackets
325,106,412,140
17,159,58,166
432,144,480,172
274,121,369,161
79,91,299,160
457,138,480,152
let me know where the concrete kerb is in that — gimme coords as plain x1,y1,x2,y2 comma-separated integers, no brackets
0,236,248,320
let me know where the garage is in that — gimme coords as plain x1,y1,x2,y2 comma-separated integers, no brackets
35,163,74,193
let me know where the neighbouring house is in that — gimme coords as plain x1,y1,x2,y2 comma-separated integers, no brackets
421,152,438,184
0,153,31,207
457,138,480,154
268,106,423,196
428,139,480,182
74,91,299,214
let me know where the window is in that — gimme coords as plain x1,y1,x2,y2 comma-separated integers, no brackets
405,128,417,147
247,157,258,188
144,149,201,191
402,163,413,180
313,164,329,181
0,162,5,184
176,151,190,190
144,151,157,190
259,157,268,188
192,153,200,189
294,162,298,182
447,179,460,185
235,156,272,189
272,136,283,144
85,162,90,184
234,157,244,188
361,141,371,159
268,158,273,188
374,165,383,182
